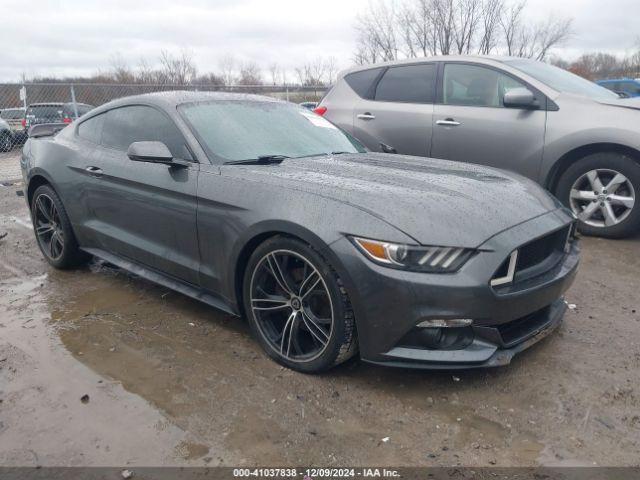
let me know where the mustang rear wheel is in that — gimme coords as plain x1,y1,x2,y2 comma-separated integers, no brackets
31,185,89,269
556,153,640,238
243,236,357,373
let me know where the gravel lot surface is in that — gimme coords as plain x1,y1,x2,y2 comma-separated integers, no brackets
0,176,639,467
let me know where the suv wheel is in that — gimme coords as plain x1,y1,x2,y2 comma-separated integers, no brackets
556,152,640,238
0,132,12,152
243,236,358,373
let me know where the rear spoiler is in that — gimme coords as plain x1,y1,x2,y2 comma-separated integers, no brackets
28,123,67,138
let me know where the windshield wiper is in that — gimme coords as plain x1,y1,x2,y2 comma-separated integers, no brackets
293,151,353,159
225,155,290,165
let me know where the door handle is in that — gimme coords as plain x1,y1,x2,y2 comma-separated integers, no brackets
436,118,461,127
85,166,103,177
357,112,376,120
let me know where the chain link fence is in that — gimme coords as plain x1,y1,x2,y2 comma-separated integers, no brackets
0,82,328,152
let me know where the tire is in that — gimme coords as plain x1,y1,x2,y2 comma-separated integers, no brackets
242,236,358,373
556,152,640,238
31,184,90,269
0,132,12,152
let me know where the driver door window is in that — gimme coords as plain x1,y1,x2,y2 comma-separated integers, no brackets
101,105,192,160
443,64,527,108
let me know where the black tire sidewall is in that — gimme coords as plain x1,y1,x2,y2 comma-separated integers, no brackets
31,185,86,269
242,236,350,373
0,132,12,152
556,153,640,238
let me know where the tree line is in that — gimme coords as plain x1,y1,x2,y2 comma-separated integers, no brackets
17,50,341,88
553,50,640,81
354,0,573,63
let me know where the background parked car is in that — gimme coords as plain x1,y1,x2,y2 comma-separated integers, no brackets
317,56,640,238
299,101,318,110
24,102,94,129
0,117,14,152
0,107,27,143
596,78,640,97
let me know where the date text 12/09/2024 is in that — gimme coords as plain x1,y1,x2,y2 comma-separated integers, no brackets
232,469,401,478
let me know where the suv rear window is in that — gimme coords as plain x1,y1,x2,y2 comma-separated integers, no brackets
26,105,63,120
374,64,436,103
1,110,24,120
344,68,383,99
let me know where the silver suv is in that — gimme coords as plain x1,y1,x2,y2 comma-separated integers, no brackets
317,56,640,238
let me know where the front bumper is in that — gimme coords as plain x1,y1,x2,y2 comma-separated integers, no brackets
332,208,579,369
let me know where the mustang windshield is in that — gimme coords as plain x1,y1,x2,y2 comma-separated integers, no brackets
179,101,365,162
504,59,619,101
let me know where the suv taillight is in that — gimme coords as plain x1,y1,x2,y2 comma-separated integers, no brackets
313,106,327,116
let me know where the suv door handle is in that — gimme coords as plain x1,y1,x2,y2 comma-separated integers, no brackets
436,118,461,127
85,166,103,177
357,112,376,120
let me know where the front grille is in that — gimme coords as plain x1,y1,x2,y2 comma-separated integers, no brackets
490,224,573,289
517,226,569,272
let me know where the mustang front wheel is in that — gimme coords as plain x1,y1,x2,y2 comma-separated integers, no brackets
243,236,357,373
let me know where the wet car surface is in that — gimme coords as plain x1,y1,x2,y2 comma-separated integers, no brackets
1,186,639,466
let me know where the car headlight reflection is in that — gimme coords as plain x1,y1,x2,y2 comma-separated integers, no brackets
351,236,475,273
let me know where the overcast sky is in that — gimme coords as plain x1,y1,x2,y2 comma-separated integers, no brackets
0,0,638,82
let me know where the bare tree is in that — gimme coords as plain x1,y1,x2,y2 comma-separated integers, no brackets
268,63,280,85
499,0,526,56
354,0,400,64
326,57,339,85
500,2,572,60
158,49,197,85
400,0,437,57
477,0,504,54
109,53,134,83
453,0,482,54
219,55,237,86
237,61,263,86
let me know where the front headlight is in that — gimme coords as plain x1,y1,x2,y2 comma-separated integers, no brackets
351,236,475,273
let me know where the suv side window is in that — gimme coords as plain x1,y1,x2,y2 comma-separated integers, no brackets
622,81,640,94
443,64,527,107
374,64,436,103
344,68,383,99
77,113,106,144
101,105,191,160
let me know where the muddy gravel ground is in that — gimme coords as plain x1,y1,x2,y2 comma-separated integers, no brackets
0,184,639,468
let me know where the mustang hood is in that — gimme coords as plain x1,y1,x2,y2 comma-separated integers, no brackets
225,153,561,248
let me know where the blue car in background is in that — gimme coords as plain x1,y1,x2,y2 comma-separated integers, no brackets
596,78,640,97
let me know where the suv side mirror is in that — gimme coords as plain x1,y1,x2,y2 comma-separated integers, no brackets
503,88,538,109
127,141,173,164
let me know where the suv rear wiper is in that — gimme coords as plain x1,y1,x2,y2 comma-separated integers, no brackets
225,155,290,165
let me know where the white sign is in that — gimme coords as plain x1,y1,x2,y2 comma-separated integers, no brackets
19,87,26,101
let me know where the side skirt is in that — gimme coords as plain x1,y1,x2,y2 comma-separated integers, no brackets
81,247,238,317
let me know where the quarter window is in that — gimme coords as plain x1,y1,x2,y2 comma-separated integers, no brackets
443,64,527,107
374,64,437,103
344,68,383,99
101,105,191,159
77,113,106,144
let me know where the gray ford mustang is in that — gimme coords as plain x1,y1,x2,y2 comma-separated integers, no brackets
20,92,579,372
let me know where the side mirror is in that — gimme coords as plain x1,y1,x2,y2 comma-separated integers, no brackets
127,141,173,164
503,88,538,109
